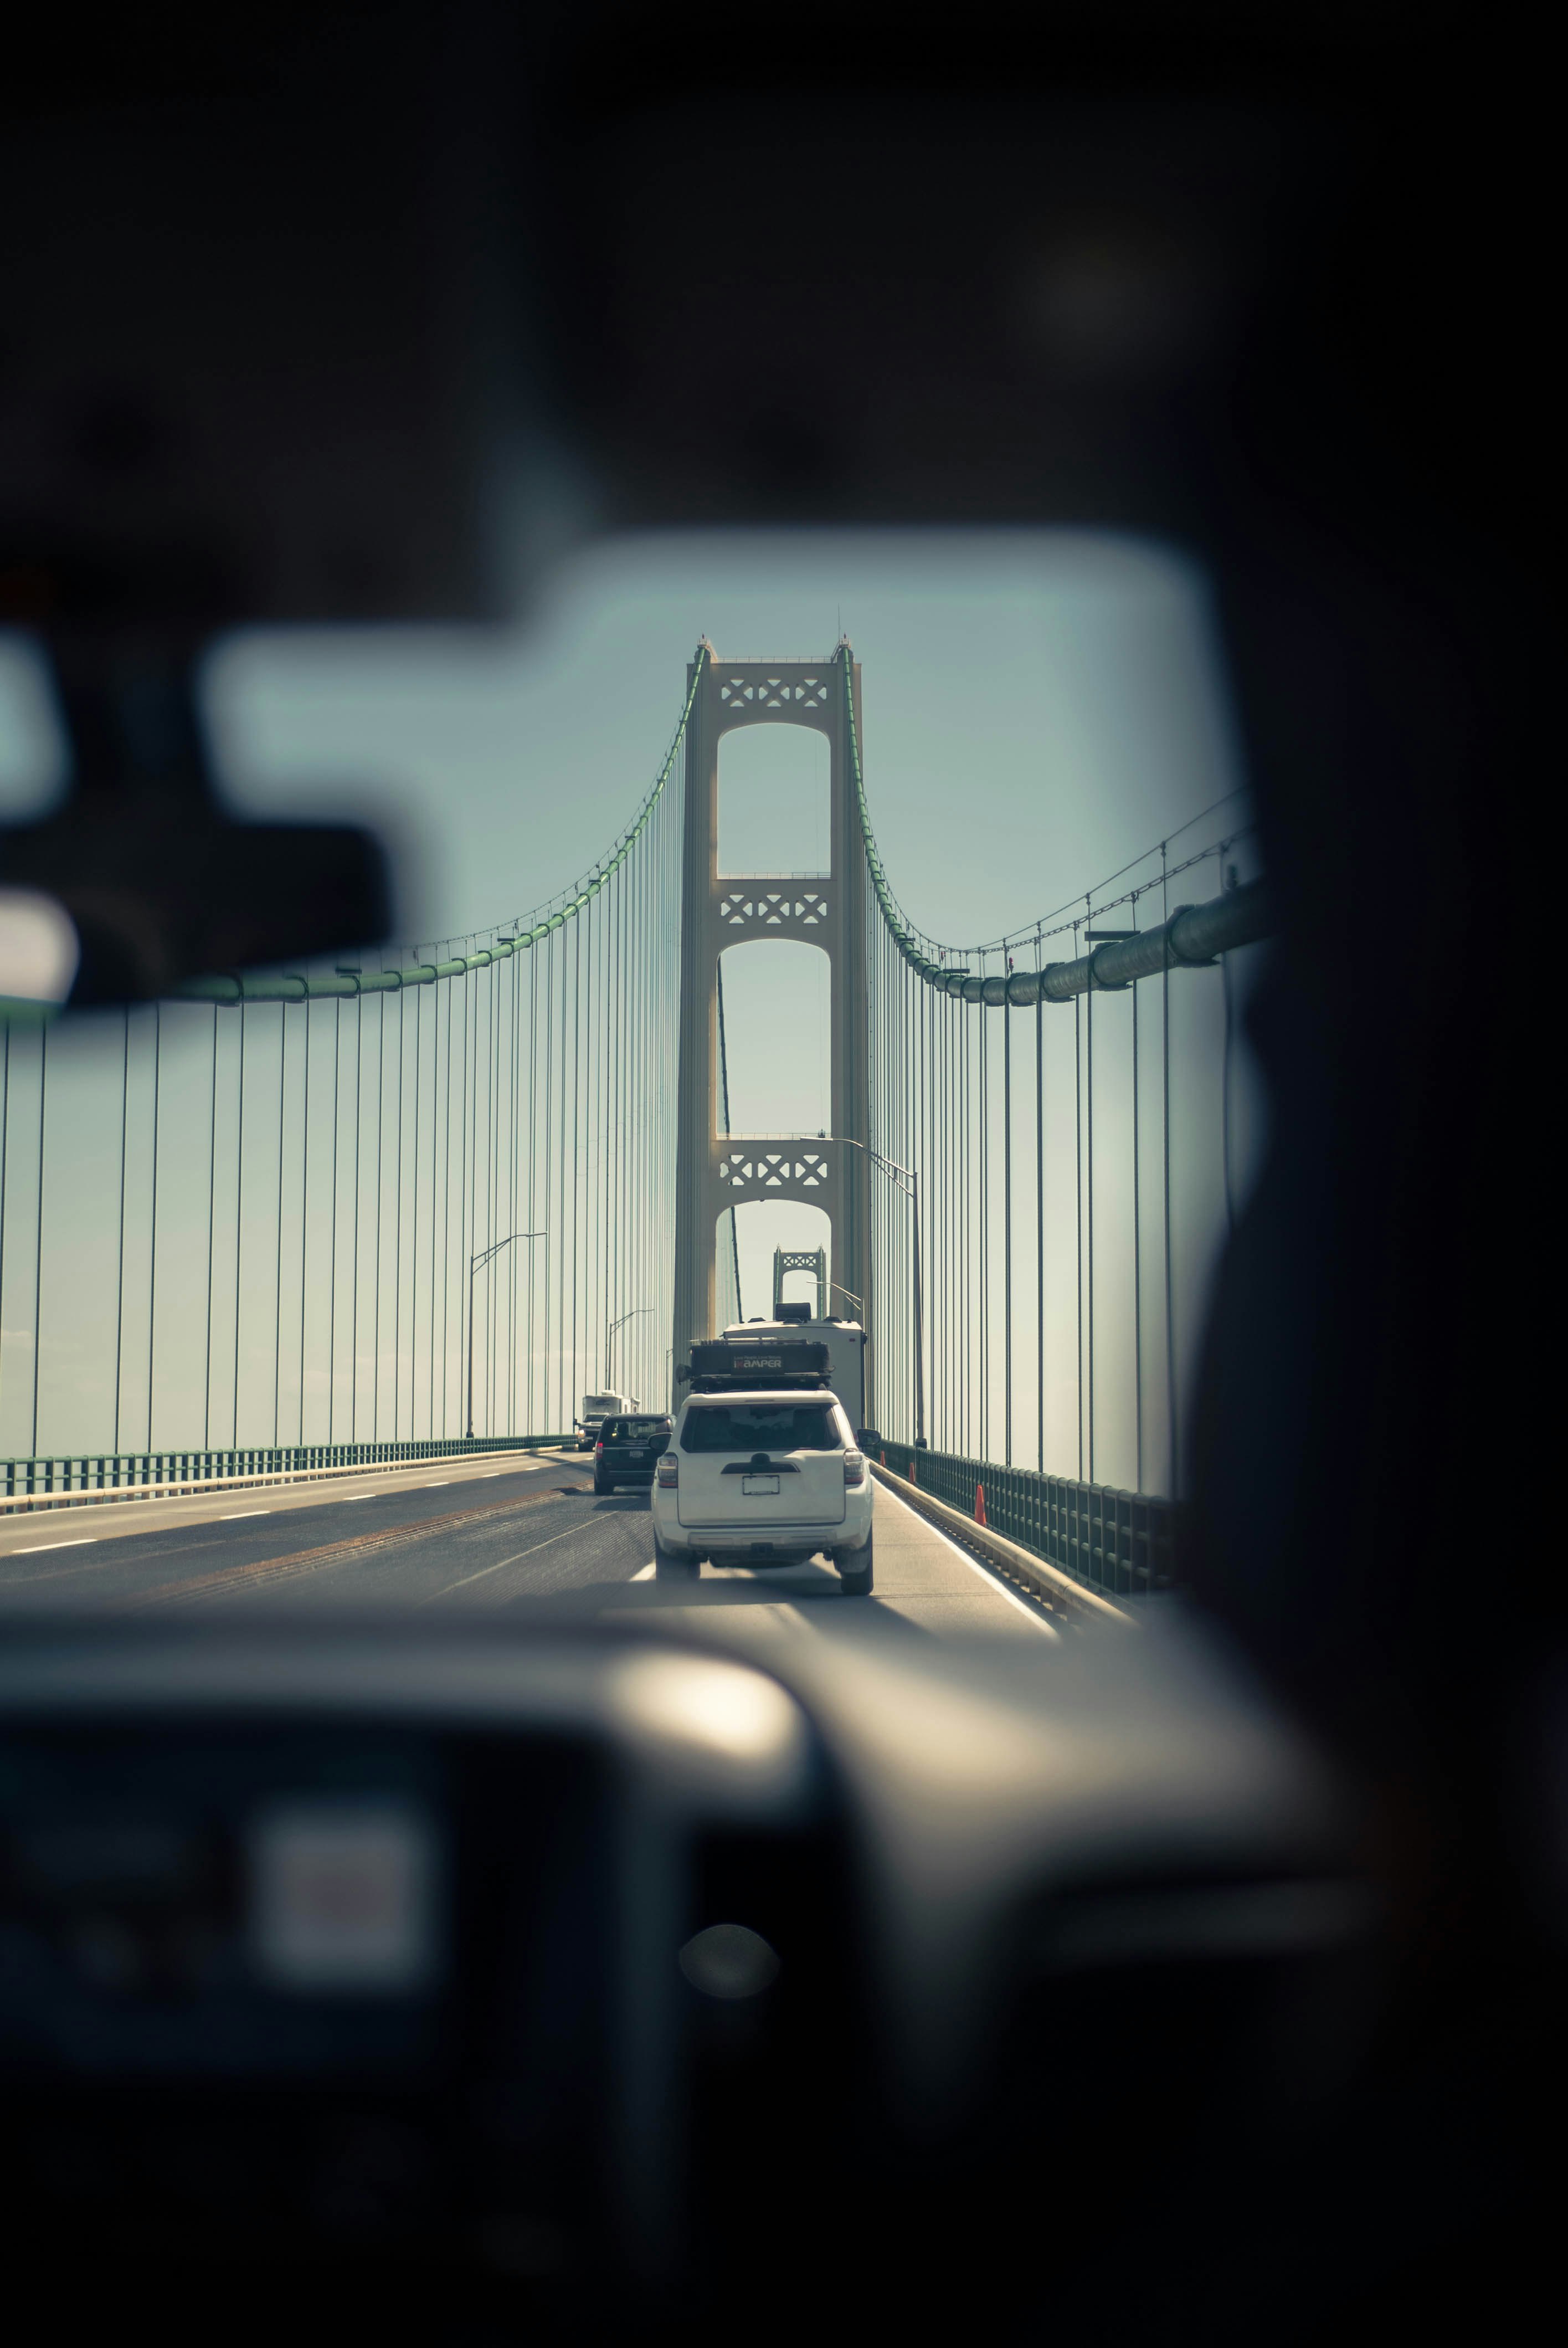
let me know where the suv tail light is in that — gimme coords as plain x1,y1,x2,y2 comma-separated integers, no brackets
656,1454,678,1489
843,1450,866,1488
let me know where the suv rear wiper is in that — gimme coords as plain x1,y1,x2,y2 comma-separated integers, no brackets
719,1453,801,1474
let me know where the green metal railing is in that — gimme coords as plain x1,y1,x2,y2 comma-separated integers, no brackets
877,1439,1177,1601
3,1435,572,1504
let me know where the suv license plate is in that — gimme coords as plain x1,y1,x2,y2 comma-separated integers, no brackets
742,1475,780,1496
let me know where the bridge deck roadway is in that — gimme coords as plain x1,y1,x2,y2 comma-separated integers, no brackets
0,1450,1058,1646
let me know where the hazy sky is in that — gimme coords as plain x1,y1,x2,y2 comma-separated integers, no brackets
201,526,1243,949
0,525,1244,956
205,527,1250,1333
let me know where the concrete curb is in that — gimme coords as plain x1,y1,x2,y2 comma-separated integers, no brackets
871,1463,1133,1627
0,1442,572,1521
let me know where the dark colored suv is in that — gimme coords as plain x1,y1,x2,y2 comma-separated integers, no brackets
593,1414,674,1494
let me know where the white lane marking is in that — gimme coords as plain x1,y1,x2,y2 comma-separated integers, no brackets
631,1561,657,1581
219,1510,268,1520
874,1482,1060,1637
418,1520,586,1601
12,1536,96,1554
420,1480,450,1487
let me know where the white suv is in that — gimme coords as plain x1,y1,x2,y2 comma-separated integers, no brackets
650,1389,874,1595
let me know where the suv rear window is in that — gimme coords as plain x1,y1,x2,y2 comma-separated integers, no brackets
681,1403,844,1453
604,1418,670,1440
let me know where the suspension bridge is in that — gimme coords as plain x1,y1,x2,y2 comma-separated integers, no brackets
0,640,1268,1615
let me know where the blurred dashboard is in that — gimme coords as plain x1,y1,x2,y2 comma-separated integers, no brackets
0,1616,1359,2339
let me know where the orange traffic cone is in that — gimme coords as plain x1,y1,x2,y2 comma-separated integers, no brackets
974,1484,988,1527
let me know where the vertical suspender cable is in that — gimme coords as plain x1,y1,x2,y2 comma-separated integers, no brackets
430,973,441,1436
204,1009,218,1450
1073,935,1083,1481
392,979,405,1439
372,986,385,1443
273,1004,286,1444
146,1006,161,1451
350,993,362,1443
410,978,421,1439
430,973,440,1439
526,931,538,1434
443,972,455,1435
570,896,582,1408
0,1024,9,1442
543,935,554,1431
1132,903,1144,1492
561,915,565,1418
510,947,520,1431
113,1008,130,1455
493,951,503,1427
29,1024,46,1459
1221,908,1236,1235
1003,982,1012,1465
461,962,473,1433
232,1005,245,1448
978,976,988,1460
1086,895,1095,1485
1035,941,1045,1473
299,997,311,1444
329,1000,341,1445
1162,842,1177,1498
586,901,597,1397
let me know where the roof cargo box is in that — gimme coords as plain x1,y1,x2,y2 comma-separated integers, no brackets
687,1336,829,1388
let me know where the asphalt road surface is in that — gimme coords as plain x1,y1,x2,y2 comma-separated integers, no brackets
0,1448,1057,1648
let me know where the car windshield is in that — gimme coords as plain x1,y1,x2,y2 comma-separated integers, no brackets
0,539,1257,1623
681,1404,842,1453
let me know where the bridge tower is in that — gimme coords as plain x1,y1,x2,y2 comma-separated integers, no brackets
773,1247,827,1321
672,643,875,1406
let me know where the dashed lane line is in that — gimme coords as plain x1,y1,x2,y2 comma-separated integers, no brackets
416,1521,588,1601
120,1484,593,1609
11,1537,96,1555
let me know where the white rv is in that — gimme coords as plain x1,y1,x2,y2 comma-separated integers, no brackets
575,1390,638,1450
721,1318,870,1433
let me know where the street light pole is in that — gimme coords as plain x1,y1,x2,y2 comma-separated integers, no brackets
467,1232,546,1440
605,1306,653,1394
836,1137,924,1448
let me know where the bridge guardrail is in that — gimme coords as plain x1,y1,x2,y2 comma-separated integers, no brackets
2,1436,573,1511
876,1441,1176,1601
